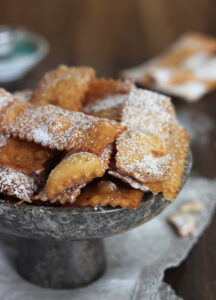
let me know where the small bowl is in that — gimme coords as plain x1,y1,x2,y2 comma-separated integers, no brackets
0,26,49,82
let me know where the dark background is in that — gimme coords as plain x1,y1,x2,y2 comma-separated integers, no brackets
0,1,216,299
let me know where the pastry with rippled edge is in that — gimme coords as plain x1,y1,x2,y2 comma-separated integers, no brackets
0,133,56,202
14,89,33,102
122,32,216,102
72,178,144,210
111,86,189,200
46,144,113,197
31,65,96,111
1,101,126,154
115,87,175,183
32,183,87,205
0,135,54,174
0,134,52,202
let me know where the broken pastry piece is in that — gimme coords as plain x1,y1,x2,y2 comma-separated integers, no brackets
1,102,126,153
111,86,189,200
122,32,216,101
46,144,113,197
73,178,144,210
0,133,55,202
168,213,196,237
31,65,96,111
179,199,204,213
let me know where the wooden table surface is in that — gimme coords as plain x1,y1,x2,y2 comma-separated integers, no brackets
0,1,216,299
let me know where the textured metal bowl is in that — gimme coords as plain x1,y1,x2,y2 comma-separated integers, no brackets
0,150,192,288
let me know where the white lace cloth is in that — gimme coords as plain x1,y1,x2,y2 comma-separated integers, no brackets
0,176,215,300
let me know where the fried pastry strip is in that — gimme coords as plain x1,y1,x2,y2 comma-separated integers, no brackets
0,136,54,174
73,179,144,210
112,86,189,200
46,145,112,197
0,133,55,202
122,32,216,101
115,87,175,183
31,65,96,111
0,167,46,202
1,102,126,153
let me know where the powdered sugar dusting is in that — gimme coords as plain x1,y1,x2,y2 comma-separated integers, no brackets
108,169,150,192
115,87,175,183
122,33,216,101
0,167,39,201
121,87,175,140
0,88,15,112
0,133,9,148
125,153,171,181
83,94,127,113
3,104,124,153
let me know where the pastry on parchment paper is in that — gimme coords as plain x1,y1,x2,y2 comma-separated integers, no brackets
122,32,216,102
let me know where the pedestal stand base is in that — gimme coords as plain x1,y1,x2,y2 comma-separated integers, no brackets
17,238,106,289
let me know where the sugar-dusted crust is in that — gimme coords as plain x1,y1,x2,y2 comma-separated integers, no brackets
31,65,96,111
0,167,46,202
1,102,126,153
73,179,144,210
115,87,175,183
0,132,55,201
122,32,216,101
168,212,196,237
112,86,189,200
108,169,150,192
83,93,127,121
84,78,131,103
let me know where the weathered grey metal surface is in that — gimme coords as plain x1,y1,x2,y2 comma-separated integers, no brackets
0,150,192,288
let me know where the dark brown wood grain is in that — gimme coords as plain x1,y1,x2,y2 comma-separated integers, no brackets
0,1,215,299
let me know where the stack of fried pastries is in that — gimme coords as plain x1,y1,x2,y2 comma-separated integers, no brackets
0,65,189,209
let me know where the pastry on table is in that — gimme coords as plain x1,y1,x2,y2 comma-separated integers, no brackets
122,32,216,102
